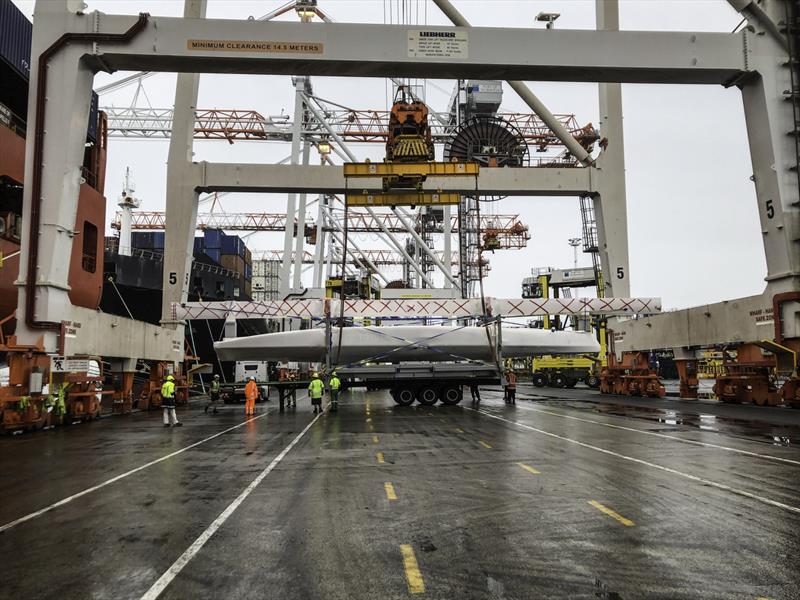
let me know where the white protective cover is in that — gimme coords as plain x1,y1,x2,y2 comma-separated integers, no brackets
213,326,600,363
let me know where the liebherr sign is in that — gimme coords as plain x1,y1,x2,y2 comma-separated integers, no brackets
408,30,468,59
187,39,324,54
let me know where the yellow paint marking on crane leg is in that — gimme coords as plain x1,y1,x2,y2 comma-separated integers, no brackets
588,500,634,526
400,544,425,594
384,482,397,500
516,462,540,475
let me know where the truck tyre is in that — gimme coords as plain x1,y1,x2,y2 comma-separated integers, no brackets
565,378,578,388
551,374,567,388
532,373,548,387
393,387,415,406
586,375,600,389
416,386,439,406
440,385,462,405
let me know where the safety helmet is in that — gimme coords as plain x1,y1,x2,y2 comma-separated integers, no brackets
166,375,174,381
214,374,220,379
332,371,337,377
249,376,255,381
312,372,319,378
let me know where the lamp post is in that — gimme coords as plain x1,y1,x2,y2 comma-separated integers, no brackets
568,237,581,268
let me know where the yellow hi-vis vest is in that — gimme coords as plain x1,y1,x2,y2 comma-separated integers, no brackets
330,377,341,391
308,378,324,399
161,380,175,398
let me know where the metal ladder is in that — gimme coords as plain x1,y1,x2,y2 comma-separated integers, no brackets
578,195,604,298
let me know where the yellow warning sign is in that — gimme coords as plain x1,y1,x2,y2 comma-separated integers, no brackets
187,39,324,54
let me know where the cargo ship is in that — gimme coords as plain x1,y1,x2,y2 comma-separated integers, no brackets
0,0,263,382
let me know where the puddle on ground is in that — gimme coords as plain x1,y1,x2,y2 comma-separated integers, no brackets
552,401,800,446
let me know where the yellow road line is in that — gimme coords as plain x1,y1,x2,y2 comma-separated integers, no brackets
516,462,540,475
376,452,385,464
372,435,379,444
400,544,425,594
588,500,634,526
384,482,397,500
456,428,464,433
479,440,492,449
366,417,372,422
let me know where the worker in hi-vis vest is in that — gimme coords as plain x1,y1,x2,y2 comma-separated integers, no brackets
161,374,182,428
244,376,258,416
205,374,221,415
308,372,324,414
504,369,517,405
329,372,341,413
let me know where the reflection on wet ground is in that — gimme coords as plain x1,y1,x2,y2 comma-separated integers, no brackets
527,396,800,447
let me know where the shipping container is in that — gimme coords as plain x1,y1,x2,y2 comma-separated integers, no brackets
86,91,99,143
245,263,252,281
244,246,252,265
193,237,204,252
151,231,165,250
221,254,245,276
253,259,281,278
131,232,156,250
0,0,32,80
203,229,225,249
204,248,222,264
221,234,246,258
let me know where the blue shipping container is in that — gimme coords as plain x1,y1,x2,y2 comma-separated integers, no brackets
152,231,165,249
0,0,98,142
87,91,99,143
193,237,204,251
204,248,221,264
0,0,32,80
221,235,245,258
245,264,252,280
132,232,155,249
204,229,225,249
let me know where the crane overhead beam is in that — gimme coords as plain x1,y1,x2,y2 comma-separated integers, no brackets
252,249,487,269
110,210,530,246
101,106,597,149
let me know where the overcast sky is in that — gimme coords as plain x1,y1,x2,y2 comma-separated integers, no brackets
13,0,762,308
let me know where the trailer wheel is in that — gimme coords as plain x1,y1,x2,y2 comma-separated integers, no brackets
440,385,462,405
551,374,567,388
565,378,578,388
532,373,548,387
416,386,439,406
393,387,415,407
586,375,600,388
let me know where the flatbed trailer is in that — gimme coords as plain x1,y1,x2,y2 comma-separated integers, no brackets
338,363,500,406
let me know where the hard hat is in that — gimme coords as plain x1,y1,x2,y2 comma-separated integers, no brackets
313,372,319,378
249,376,255,381
332,371,337,376
166,375,174,381
214,374,220,379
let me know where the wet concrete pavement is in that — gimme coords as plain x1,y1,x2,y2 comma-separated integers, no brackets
1,385,799,599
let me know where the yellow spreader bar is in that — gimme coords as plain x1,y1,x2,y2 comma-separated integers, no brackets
400,544,425,594
346,192,461,206
343,161,479,177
